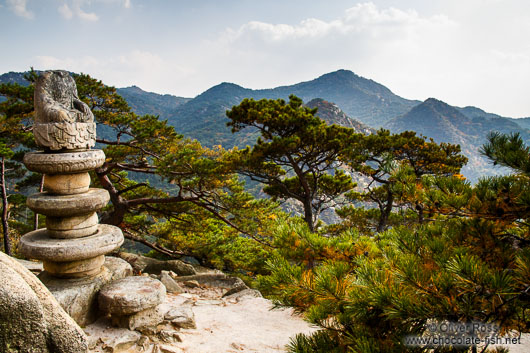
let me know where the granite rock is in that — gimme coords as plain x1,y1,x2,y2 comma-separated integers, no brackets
174,273,245,289
0,252,88,352
104,256,133,281
39,266,113,327
118,252,196,276
160,270,184,293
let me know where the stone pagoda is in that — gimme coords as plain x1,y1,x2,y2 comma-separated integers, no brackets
19,70,124,279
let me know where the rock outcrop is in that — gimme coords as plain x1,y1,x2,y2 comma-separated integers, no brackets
0,251,88,353
117,252,196,276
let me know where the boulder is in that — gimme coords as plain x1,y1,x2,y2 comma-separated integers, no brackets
174,273,245,289
224,288,263,301
16,258,43,273
99,276,166,316
118,252,196,276
112,304,166,331
158,329,182,343
104,256,133,281
160,270,184,293
100,330,141,352
164,305,196,329
182,280,200,288
39,266,112,326
222,284,249,298
0,251,88,353
38,256,132,326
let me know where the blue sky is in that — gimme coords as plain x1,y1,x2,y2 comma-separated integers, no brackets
1,0,530,117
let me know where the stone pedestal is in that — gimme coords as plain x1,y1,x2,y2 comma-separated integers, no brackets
20,150,124,279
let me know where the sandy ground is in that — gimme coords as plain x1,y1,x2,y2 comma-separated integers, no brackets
170,295,315,353
86,287,317,353
490,333,530,353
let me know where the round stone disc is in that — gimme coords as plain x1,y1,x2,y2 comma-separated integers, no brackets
23,149,105,174
19,224,124,262
99,276,166,315
27,188,110,217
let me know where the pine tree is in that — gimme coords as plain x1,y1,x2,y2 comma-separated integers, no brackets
259,132,529,353
226,95,357,231
335,129,467,234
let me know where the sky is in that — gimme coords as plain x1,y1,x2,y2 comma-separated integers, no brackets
1,0,530,118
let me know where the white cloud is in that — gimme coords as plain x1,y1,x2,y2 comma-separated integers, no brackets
75,4,98,21
7,0,34,19
34,50,194,95
58,3,73,19
58,0,133,21
225,2,454,43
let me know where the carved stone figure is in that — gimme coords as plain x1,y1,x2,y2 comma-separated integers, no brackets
33,70,96,150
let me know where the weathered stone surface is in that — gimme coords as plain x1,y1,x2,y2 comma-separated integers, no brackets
44,172,91,195
99,276,166,315
104,256,133,281
20,224,124,262
100,329,140,352
174,273,245,289
224,288,263,301
222,283,250,297
160,270,184,293
156,344,182,353
16,258,43,273
46,212,99,239
0,252,88,352
83,317,143,352
112,304,166,331
39,266,113,327
24,149,105,174
182,280,200,288
27,188,110,217
158,329,182,343
33,122,96,151
34,70,95,150
164,306,196,329
118,252,196,276
43,255,105,278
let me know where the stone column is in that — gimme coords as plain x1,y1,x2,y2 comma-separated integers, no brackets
19,70,123,279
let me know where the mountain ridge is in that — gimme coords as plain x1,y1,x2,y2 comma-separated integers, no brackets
1,69,528,181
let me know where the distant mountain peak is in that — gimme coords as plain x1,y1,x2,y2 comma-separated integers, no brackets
305,98,375,134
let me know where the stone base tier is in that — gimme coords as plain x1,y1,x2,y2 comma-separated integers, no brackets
20,224,124,277
23,149,105,174
26,188,110,217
